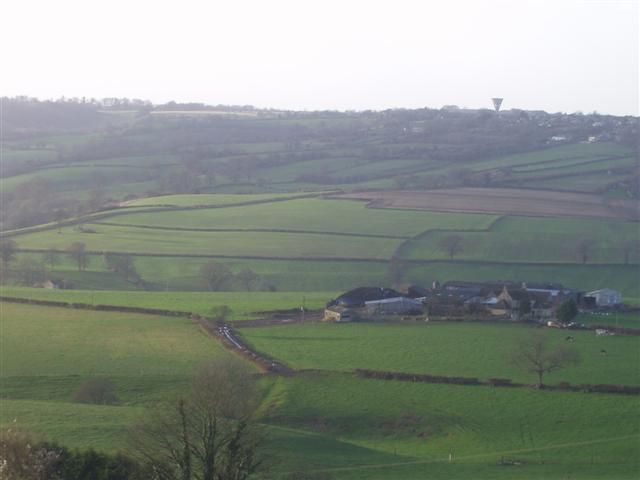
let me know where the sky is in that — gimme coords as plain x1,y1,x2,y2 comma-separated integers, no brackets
1,0,638,115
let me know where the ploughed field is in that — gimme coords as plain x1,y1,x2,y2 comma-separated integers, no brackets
334,188,638,220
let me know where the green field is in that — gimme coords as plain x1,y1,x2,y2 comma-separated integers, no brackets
96,198,498,237
400,216,640,264
240,322,640,385
14,225,402,258
0,302,228,376
0,287,335,320
0,301,238,450
263,373,640,479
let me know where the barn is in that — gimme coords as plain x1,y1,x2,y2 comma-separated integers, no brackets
585,289,622,306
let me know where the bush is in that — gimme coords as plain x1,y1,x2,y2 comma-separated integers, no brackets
488,378,513,387
209,305,232,321
71,378,118,405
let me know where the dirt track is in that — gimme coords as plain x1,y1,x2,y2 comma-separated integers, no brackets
334,188,639,220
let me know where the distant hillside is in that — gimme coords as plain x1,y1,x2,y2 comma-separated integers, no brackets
1,97,638,231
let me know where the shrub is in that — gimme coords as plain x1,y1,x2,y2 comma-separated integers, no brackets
488,378,513,387
71,378,118,405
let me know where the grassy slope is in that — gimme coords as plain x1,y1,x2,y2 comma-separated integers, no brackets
240,322,640,385
0,301,241,450
266,373,640,479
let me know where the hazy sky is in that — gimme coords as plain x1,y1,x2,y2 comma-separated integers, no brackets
2,0,638,115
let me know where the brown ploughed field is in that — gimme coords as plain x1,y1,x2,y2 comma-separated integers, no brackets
334,188,638,219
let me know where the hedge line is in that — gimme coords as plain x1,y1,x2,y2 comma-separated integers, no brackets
0,296,193,318
354,369,640,395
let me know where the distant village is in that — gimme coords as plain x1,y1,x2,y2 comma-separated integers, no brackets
324,281,624,324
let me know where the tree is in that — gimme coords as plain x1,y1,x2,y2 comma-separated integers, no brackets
511,331,580,388
199,262,233,291
236,268,259,291
576,238,595,264
104,253,139,283
0,239,18,268
621,239,639,265
438,235,463,260
556,299,578,324
15,258,47,286
71,378,119,405
0,428,61,480
67,242,89,271
42,248,60,269
132,357,265,480
387,255,406,285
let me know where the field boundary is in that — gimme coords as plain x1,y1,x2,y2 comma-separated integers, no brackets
354,369,640,394
91,221,410,239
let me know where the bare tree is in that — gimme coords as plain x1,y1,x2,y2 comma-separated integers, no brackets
132,357,265,480
576,238,595,264
237,268,259,291
438,235,464,260
200,262,233,291
42,248,60,269
67,242,89,271
621,239,639,265
0,239,18,268
511,331,580,388
387,255,406,285
15,258,46,286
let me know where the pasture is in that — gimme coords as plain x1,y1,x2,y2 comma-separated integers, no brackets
0,288,335,320
96,197,498,237
0,301,242,450
240,322,640,385
265,373,640,479
400,216,640,264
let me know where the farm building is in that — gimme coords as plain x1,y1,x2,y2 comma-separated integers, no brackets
324,287,424,322
585,289,622,306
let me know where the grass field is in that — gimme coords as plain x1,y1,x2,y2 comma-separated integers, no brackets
400,216,640,264
240,322,640,385
0,301,240,450
14,225,402,258
264,373,640,479
0,287,335,320
0,302,228,376
577,311,640,328
97,198,498,237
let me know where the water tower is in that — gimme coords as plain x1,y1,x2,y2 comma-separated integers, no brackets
491,98,503,112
